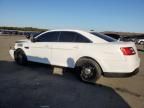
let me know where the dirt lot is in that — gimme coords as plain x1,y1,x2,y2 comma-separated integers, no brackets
0,35,144,108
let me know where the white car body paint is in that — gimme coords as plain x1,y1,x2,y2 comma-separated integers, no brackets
9,29,140,75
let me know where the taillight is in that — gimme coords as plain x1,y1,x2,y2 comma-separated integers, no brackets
120,47,136,55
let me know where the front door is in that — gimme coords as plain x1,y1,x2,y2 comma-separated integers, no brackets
28,42,51,64
27,31,60,64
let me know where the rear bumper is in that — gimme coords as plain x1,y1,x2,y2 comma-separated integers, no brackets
103,68,139,77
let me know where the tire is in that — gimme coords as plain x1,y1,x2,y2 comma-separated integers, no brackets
14,49,27,65
75,58,102,83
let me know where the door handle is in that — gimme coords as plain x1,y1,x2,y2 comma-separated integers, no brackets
45,45,49,48
73,46,78,49
24,46,29,49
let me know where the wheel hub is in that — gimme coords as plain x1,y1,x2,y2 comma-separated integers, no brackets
84,68,91,75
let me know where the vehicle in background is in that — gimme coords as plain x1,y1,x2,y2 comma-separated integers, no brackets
137,39,144,45
103,33,142,44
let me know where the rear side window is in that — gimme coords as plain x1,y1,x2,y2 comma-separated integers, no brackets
59,32,76,42
74,34,91,43
90,32,116,42
36,32,59,42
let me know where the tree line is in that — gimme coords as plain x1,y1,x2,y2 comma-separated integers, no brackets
0,26,48,32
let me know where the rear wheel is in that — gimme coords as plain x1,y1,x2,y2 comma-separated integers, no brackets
14,49,27,65
75,58,102,83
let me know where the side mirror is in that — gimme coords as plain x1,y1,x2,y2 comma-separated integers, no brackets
30,36,36,42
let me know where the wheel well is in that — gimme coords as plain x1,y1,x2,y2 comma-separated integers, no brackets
14,48,24,54
75,56,103,72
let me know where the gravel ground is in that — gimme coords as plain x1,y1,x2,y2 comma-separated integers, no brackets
0,35,144,108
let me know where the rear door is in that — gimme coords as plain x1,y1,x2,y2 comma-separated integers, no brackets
51,31,91,68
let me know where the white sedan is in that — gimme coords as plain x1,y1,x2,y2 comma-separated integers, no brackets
9,30,140,83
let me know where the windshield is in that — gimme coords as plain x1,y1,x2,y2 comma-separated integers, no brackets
90,32,117,42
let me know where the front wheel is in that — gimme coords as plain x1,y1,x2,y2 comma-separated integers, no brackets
14,49,27,65
75,58,102,83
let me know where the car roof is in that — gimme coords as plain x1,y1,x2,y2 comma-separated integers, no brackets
50,29,87,34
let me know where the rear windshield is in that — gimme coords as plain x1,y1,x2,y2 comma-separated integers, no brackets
90,32,116,42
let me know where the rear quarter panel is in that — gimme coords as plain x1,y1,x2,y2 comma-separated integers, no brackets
75,42,140,73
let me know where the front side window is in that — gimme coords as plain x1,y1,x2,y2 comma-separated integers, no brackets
36,32,60,42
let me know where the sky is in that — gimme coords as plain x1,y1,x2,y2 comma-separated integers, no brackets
0,0,144,33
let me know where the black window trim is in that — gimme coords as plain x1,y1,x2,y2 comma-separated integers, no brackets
35,31,92,43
